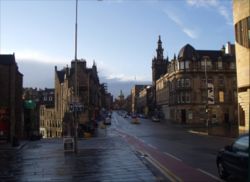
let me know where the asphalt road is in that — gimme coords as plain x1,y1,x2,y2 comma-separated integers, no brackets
109,111,235,181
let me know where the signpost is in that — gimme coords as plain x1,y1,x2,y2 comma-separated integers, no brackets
69,103,84,113
67,102,83,153
63,137,74,152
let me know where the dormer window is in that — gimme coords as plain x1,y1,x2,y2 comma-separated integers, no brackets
218,60,223,69
185,60,190,69
230,62,235,69
201,58,212,69
179,61,184,70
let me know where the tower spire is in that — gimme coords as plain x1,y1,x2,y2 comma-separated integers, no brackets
156,35,164,60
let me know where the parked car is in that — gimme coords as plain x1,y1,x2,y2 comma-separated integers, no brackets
104,116,111,125
216,133,249,181
131,118,140,124
152,116,160,122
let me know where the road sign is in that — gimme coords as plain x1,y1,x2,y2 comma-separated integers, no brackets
207,83,214,104
63,137,74,152
69,103,84,112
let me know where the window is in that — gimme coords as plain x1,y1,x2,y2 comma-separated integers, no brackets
185,60,190,69
186,92,190,103
176,61,179,70
218,61,222,69
201,59,211,69
219,91,224,103
180,61,184,70
181,92,185,103
230,62,235,69
201,60,205,68
208,78,213,84
181,79,185,88
233,136,249,152
201,91,206,103
206,60,212,69
177,94,180,103
201,78,206,88
185,79,191,87
188,111,193,119
177,79,180,88
228,91,232,102
235,16,250,48
219,76,224,86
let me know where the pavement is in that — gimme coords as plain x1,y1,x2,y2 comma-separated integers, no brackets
0,127,160,182
0,140,28,151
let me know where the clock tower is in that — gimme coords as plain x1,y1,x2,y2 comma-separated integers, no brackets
152,35,168,86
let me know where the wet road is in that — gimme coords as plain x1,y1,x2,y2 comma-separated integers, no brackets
0,111,239,182
110,111,235,181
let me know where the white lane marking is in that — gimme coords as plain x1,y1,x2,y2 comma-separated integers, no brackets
113,116,118,125
148,144,157,150
188,130,208,136
197,168,222,182
164,152,182,162
139,139,146,143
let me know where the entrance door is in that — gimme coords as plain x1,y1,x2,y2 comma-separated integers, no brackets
181,109,186,124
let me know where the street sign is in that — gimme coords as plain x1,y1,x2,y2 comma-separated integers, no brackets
69,103,84,112
207,83,215,104
63,137,74,152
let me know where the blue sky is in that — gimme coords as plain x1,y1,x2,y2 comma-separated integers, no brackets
0,0,234,97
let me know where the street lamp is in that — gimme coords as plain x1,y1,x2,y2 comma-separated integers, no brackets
73,0,78,153
204,57,209,131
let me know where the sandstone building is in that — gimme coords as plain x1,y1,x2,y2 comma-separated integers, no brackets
155,43,237,128
233,0,250,133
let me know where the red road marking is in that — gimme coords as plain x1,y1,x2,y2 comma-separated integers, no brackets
115,128,220,182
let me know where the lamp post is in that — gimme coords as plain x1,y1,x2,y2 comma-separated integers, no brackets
73,0,78,153
204,57,209,132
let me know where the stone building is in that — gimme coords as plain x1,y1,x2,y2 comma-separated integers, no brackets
0,54,23,144
233,0,250,133
137,85,152,116
39,105,56,138
155,43,237,130
54,59,109,137
23,88,55,139
131,85,147,113
38,89,56,138
152,36,169,108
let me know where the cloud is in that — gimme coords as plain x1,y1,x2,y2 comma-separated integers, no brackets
186,0,218,7
182,28,198,39
164,11,199,39
186,0,232,25
3,49,69,65
101,72,150,82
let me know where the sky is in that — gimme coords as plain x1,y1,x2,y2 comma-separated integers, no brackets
0,0,234,98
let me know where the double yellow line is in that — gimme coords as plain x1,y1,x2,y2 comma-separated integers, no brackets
138,151,183,182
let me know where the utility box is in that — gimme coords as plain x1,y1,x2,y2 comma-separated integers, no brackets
63,137,74,152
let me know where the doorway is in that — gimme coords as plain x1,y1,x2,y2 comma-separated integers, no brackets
181,109,186,124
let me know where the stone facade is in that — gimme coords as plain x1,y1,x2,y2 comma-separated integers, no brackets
0,54,23,143
37,89,57,138
155,43,237,128
233,0,250,133
131,85,147,113
137,85,152,116
152,36,169,109
54,59,109,137
23,88,55,138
